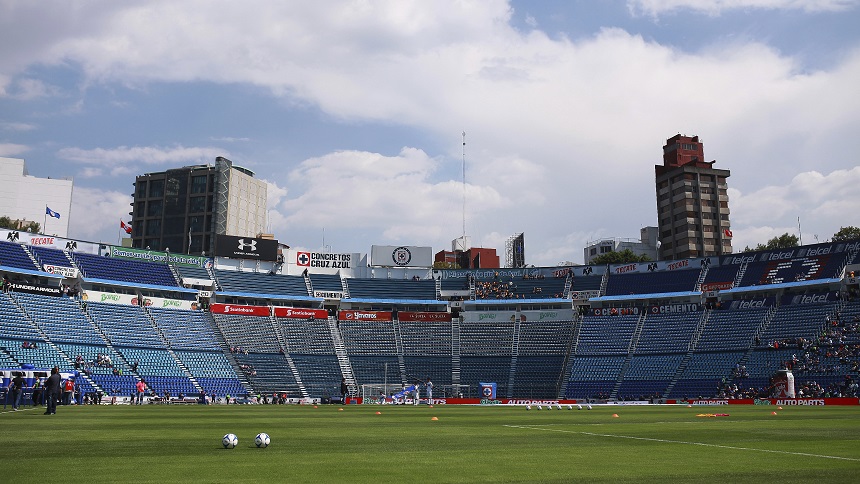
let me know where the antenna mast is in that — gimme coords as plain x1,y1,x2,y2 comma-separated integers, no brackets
462,131,466,239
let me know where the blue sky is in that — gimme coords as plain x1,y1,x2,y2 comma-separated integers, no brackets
1,0,859,264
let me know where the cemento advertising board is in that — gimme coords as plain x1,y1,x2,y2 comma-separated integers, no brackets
462,311,518,323
370,245,433,268
273,307,328,319
209,303,271,317
519,309,574,322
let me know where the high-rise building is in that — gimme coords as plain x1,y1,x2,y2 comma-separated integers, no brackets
130,157,267,255
655,135,732,260
0,157,73,238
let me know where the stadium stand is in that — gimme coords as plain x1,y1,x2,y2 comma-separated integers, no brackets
2,237,858,403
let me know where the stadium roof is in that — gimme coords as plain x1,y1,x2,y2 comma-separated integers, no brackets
0,265,63,279
84,277,198,294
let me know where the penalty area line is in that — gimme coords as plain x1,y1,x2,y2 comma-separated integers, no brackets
503,425,860,462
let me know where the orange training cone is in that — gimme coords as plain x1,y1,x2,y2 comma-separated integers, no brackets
431,416,439,421
376,411,382,415
778,406,783,410
771,411,778,415
338,408,344,411
612,413,619,418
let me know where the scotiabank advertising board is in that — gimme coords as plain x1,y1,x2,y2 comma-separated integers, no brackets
397,311,452,322
209,303,270,317
273,307,328,319
338,310,393,321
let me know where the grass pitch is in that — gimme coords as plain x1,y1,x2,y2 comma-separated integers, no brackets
2,403,859,483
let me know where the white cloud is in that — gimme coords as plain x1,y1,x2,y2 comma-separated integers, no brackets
627,0,860,17
0,121,36,132
68,186,133,243
57,145,226,177
730,166,860,249
0,143,29,156
1,2,858,262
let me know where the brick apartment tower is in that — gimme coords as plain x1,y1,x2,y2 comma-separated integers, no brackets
655,135,732,260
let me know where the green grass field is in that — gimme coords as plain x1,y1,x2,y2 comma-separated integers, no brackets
2,403,859,483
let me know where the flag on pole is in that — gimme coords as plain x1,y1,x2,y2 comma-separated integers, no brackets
724,229,733,238
45,206,61,219
120,220,132,234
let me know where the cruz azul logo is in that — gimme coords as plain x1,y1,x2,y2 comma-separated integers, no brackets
297,252,311,266
392,246,412,266
237,239,257,252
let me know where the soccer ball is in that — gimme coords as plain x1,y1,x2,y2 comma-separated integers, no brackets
255,432,270,448
567,405,573,410
525,405,531,410
556,405,562,410
537,405,543,410
222,433,238,449
586,404,592,410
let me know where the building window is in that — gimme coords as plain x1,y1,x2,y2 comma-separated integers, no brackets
145,219,161,237
147,200,163,217
190,196,206,213
191,175,208,194
600,246,612,254
149,180,164,198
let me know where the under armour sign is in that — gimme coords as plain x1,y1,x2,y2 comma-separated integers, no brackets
215,234,279,262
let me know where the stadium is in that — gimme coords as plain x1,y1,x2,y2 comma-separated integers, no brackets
3,223,860,481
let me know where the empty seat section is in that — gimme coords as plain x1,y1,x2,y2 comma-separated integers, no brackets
150,307,221,350
694,307,767,351
460,321,514,356
514,355,564,398
460,356,510,398
87,302,165,348
215,270,308,297
229,353,295,396
518,320,572,355
71,251,178,287
403,357,452,388
669,351,744,399
214,314,282,353
15,292,104,344
576,315,638,355
345,278,436,300
280,318,334,355
349,355,400,387
290,354,341,398
634,312,700,354
29,245,74,268
0,291,43,341
308,274,343,292
565,355,626,399
340,320,397,355
0,240,38,270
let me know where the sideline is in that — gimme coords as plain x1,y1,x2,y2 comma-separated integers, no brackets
503,424,860,462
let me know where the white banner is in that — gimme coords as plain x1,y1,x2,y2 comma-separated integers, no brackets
462,311,517,323
370,245,433,268
570,290,600,301
288,250,361,276
42,264,79,279
519,309,574,322
313,290,344,299
0,229,100,254
142,296,198,310
82,290,137,306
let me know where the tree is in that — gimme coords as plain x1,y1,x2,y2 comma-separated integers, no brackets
742,233,800,252
832,226,860,242
590,249,651,265
0,215,39,233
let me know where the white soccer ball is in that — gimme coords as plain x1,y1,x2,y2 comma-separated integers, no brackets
255,432,270,448
567,405,573,410
586,404,592,410
525,405,531,410
222,433,238,449
537,405,543,410
577,405,582,410
556,405,562,410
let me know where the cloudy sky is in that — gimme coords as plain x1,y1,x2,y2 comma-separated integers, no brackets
1,0,859,265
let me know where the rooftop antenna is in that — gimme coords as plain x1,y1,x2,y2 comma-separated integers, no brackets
462,131,466,240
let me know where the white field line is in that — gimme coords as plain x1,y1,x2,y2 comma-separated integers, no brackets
503,424,860,462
